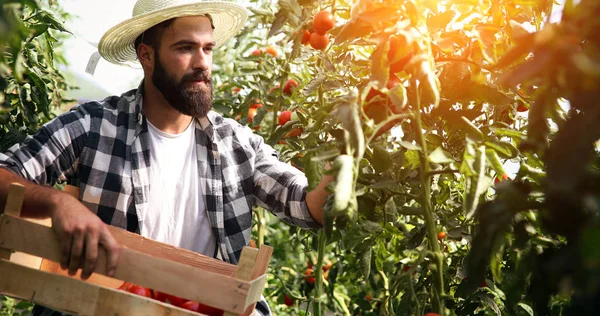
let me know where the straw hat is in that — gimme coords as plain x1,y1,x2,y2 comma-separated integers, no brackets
98,0,248,65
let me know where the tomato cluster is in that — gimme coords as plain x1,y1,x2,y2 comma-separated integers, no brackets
118,282,224,316
302,10,335,50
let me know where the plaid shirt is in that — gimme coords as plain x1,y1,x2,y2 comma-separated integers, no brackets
0,87,320,315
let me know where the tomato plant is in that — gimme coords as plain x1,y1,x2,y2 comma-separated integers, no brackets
211,0,600,314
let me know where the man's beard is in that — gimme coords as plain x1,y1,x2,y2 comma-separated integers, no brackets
152,54,213,119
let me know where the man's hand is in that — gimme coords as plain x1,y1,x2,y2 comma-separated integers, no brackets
50,194,120,279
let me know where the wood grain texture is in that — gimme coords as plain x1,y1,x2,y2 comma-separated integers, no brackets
242,246,274,316
106,225,237,276
0,214,257,314
0,259,199,316
4,183,24,216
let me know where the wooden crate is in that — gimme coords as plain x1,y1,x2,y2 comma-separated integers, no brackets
0,183,273,315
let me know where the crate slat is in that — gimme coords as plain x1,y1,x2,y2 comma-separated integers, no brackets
0,214,256,314
0,259,199,316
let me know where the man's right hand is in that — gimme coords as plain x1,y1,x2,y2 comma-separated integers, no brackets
49,194,120,280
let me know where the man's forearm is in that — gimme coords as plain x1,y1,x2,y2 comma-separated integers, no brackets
0,168,63,218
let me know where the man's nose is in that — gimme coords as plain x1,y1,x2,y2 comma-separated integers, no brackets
192,49,210,71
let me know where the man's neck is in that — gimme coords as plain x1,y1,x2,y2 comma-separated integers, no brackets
142,79,194,135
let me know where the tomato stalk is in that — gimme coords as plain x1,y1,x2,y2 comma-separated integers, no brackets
313,230,327,316
257,208,265,246
411,77,445,314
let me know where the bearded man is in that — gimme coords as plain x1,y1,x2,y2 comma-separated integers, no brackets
0,1,333,315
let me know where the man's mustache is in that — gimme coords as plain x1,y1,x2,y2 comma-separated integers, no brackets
182,71,212,84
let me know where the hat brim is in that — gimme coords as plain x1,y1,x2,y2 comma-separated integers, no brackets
98,1,248,65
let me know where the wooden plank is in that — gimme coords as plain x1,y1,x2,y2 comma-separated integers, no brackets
0,259,199,316
0,183,23,261
40,258,123,289
57,185,236,276
241,246,274,315
0,214,255,314
226,247,259,316
106,225,236,276
3,183,24,217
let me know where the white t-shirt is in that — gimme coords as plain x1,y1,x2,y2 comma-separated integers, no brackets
141,119,216,257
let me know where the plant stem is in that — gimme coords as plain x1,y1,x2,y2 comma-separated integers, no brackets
257,208,265,246
313,230,327,316
411,78,445,315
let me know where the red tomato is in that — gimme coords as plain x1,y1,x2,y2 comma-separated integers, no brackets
494,173,509,184
153,291,187,307
425,313,440,316
301,30,312,45
285,128,303,138
313,11,335,35
283,79,298,96
128,284,153,298
180,301,200,312
196,302,225,316
265,46,278,57
118,281,132,291
437,231,447,241
278,110,293,126
251,49,262,57
284,294,294,307
322,259,333,272
304,268,316,284
516,100,528,112
248,108,258,124
309,32,329,50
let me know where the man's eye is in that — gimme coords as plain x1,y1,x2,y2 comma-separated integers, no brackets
204,47,214,53
178,46,192,51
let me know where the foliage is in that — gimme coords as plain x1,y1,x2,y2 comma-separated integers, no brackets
211,0,600,315
1,0,71,313
0,0,72,152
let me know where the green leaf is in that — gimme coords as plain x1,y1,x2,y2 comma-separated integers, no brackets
426,133,444,147
39,10,71,33
492,127,526,139
518,303,534,316
360,247,372,278
485,148,505,177
304,151,324,191
428,146,454,164
372,145,393,173
370,41,389,89
267,10,287,38
485,140,519,159
334,20,375,45
490,33,536,70
398,141,422,151
405,224,427,249
357,6,401,24
389,84,408,111
426,10,456,30
461,116,485,143
464,145,490,219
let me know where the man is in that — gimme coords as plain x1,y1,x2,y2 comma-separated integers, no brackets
0,0,333,314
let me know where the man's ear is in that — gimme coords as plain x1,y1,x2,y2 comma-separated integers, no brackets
137,43,155,70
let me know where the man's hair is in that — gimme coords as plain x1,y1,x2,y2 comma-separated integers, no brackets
134,14,215,53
